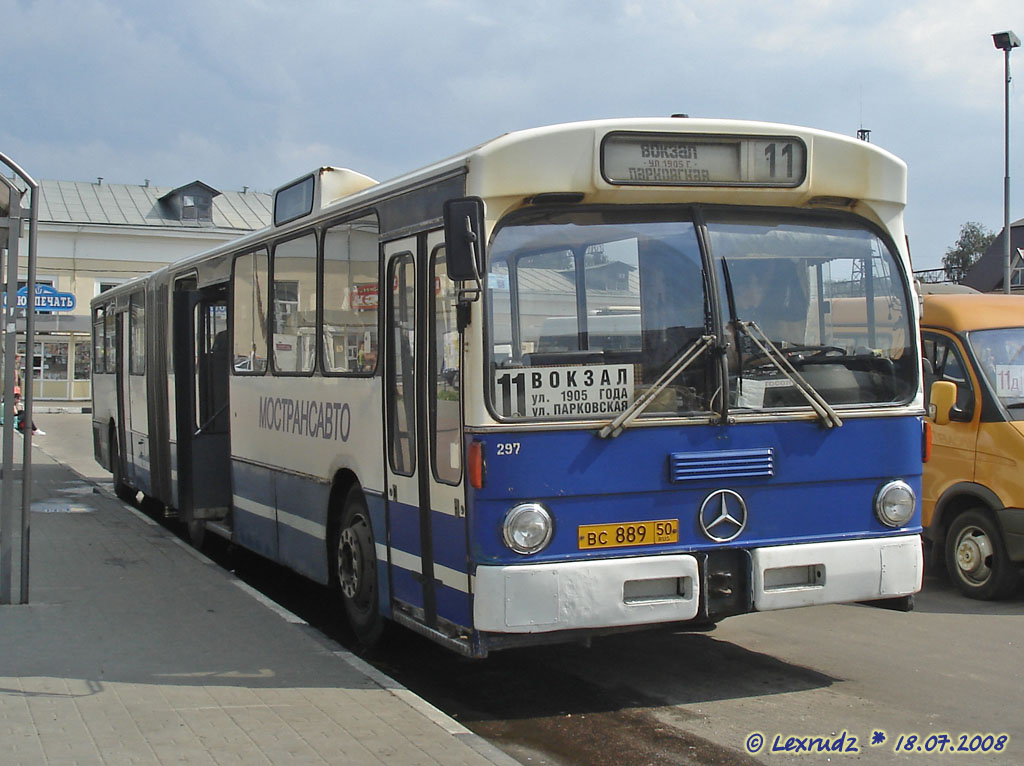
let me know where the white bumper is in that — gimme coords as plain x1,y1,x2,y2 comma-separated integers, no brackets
474,554,700,633
751,534,922,611
473,535,922,634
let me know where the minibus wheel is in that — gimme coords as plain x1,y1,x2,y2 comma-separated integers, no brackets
944,509,1020,600
334,486,383,645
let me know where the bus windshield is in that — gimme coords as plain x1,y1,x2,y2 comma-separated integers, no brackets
487,207,916,422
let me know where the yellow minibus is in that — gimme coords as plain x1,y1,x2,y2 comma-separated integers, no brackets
923,293,1024,599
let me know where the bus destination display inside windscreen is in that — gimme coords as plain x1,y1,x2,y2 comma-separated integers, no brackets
494,364,635,419
603,134,806,187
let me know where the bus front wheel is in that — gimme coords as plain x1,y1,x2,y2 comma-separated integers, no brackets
334,486,383,646
945,509,1020,600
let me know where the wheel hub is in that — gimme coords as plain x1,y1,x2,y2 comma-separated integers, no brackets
339,527,363,599
955,527,993,583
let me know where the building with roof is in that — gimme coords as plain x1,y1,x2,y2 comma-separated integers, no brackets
961,217,1024,293
7,177,271,400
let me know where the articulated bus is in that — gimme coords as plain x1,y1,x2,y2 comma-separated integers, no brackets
92,118,924,657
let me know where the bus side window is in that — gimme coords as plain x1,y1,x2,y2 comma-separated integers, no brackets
322,213,380,373
431,246,460,485
232,249,269,373
272,233,317,374
93,307,106,373
104,308,116,372
388,254,416,476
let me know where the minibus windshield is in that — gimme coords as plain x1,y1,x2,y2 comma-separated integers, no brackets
968,327,1024,415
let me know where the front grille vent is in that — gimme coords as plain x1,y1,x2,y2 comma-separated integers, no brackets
669,448,775,483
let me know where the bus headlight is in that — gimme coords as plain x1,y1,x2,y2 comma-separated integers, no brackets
503,503,554,555
874,480,916,527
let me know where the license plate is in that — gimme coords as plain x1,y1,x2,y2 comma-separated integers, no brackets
578,519,679,550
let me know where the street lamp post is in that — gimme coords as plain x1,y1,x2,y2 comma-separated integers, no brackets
993,30,1020,294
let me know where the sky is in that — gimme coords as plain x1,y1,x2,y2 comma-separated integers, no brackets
1,0,1022,271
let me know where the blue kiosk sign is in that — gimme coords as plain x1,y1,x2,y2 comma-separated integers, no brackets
4,284,77,312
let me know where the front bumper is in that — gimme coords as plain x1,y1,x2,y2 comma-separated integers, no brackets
473,535,922,633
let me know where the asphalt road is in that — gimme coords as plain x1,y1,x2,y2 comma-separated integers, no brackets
29,413,1024,765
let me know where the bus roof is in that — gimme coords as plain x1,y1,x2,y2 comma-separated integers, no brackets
922,293,1024,332
93,117,909,306
465,117,906,210
300,117,908,229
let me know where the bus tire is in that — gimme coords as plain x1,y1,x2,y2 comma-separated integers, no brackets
944,509,1020,600
334,486,383,646
110,432,135,503
187,518,206,549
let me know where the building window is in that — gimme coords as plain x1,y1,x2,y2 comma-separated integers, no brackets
74,340,92,381
43,342,69,381
181,193,213,222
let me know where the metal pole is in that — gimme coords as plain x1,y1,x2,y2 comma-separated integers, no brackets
19,172,39,603
0,151,39,605
1004,47,1013,294
0,181,21,604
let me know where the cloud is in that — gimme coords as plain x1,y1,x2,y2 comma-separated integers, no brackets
2,0,1022,267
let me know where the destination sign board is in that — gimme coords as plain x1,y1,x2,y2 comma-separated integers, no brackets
494,364,634,419
602,132,807,187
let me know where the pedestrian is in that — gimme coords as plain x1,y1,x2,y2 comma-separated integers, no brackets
10,354,44,436
11,388,44,436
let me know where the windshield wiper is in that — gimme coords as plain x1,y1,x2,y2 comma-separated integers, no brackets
597,334,716,439
738,321,843,429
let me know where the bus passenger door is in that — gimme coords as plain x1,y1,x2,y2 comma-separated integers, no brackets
384,241,425,616
114,306,130,483
383,231,470,633
126,292,150,493
172,284,232,527
425,231,471,632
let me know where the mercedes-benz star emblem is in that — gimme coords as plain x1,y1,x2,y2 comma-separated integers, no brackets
698,489,748,543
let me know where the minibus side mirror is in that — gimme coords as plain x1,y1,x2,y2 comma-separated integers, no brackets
929,380,957,426
443,197,485,283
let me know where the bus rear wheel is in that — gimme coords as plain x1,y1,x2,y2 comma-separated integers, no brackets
110,432,136,503
945,509,1020,600
186,518,207,549
334,487,383,646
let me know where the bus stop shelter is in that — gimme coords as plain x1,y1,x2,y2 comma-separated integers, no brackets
1,151,40,605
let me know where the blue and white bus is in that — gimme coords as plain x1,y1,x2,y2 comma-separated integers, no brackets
92,118,924,657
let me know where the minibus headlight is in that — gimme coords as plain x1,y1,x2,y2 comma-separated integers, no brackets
503,503,554,555
874,480,916,527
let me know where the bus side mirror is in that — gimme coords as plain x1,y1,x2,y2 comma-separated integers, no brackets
443,197,485,283
929,380,957,426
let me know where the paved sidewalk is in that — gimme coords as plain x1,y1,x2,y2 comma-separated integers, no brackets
0,416,520,766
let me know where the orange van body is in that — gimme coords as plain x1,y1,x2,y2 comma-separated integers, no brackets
922,293,1024,598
